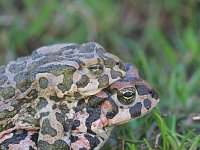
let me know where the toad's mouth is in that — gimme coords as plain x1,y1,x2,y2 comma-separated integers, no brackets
64,88,104,100
78,88,104,97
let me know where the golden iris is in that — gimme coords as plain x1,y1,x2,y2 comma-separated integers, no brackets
117,87,136,105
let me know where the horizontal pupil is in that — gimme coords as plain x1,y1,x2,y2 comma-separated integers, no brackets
89,65,103,70
124,91,134,97
91,66,98,69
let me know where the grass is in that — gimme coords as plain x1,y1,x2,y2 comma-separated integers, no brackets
0,0,200,149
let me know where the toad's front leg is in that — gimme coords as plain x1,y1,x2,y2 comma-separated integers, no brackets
36,98,75,150
37,116,70,150
0,128,39,150
70,132,105,150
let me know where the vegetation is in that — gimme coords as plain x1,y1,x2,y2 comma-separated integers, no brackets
0,0,199,149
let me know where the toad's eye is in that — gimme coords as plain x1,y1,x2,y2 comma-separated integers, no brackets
117,87,136,105
88,64,104,76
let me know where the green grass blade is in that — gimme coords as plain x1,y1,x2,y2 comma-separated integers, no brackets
189,135,200,150
166,130,179,150
178,129,195,150
153,30,177,66
154,112,167,150
126,143,136,150
143,138,153,150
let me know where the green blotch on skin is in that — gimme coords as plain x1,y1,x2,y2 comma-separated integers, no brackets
27,106,37,116
110,70,122,79
0,111,6,120
14,63,76,93
0,86,15,99
73,92,82,99
39,77,49,89
56,103,71,132
52,104,57,110
76,75,89,88
29,55,64,70
27,89,38,99
36,97,48,110
40,112,50,117
98,74,109,88
84,54,94,59
23,116,39,126
9,61,27,74
79,42,96,53
41,118,57,137
49,96,63,102
104,58,115,69
11,98,28,108
0,122,14,132
40,64,76,92
118,61,126,72
37,140,70,150
87,95,105,108
16,56,29,62
0,124,3,132
58,103,70,114
96,47,105,56
14,72,35,93
53,140,70,149
37,140,51,150
55,112,65,128
0,109,17,121
31,50,43,60
0,75,8,85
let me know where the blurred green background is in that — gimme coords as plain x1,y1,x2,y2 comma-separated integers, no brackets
0,0,200,149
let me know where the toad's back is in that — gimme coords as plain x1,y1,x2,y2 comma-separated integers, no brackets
0,42,126,101
0,42,126,131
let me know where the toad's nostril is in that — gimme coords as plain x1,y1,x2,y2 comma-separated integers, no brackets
148,90,153,95
150,89,159,100
116,61,120,65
